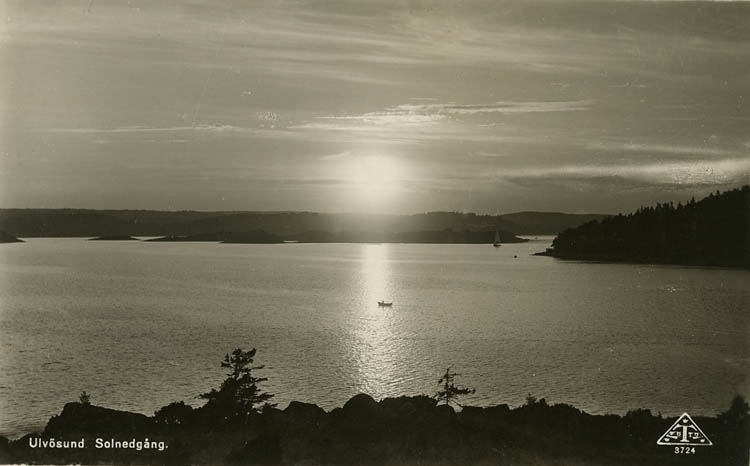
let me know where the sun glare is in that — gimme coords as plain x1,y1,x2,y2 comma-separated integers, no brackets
344,155,403,211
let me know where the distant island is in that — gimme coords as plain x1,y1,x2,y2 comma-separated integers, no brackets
539,185,749,268
89,235,139,241
0,210,605,238
147,231,281,243
0,231,22,243
146,229,527,244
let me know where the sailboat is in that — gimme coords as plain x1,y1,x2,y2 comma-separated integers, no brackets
493,229,501,248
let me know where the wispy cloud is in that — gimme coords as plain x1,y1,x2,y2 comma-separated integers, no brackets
473,151,508,158
4,1,749,212
586,141,742,158
46,124,237,134
395,101,592,115
39,124,312,143
320,151,352,161
500,158,750,186
304,101,591,130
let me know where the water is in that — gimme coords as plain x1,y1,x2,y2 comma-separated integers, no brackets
0,238,748,438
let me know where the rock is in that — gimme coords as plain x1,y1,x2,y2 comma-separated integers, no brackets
380,395,436,412
283,402,325,425
342,393,379,418
486,403,511,416
435,404,456,418
0,436,10,463
458,405,484,420
44,402,151,438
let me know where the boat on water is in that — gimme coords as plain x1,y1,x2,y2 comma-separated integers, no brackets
378,301,393,307
493,229,501,248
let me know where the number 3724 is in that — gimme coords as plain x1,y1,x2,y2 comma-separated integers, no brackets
674,446,696,455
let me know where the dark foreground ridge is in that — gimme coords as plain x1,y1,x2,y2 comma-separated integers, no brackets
2,395,748,465
2,349,748,465
539,185,749,268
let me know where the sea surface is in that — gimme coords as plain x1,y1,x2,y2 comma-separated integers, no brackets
0,238,748,438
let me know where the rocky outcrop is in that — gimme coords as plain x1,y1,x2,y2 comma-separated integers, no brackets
5,395,749,465
44,403,152,438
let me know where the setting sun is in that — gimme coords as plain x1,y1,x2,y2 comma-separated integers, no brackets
344,155,404,210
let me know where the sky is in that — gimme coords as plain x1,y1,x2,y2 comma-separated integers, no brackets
1,0,748,214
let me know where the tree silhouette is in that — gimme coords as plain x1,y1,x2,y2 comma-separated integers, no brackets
154,401,194,430
435,367,475,408
200,348,275,424
550,185,749,267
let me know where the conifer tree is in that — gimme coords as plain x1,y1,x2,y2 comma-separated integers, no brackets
200,348,275,423
435,367,475,408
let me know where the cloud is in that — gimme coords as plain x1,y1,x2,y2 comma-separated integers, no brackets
46,124,236,134
500,158,750,186
396,101,592,115
5,1,749,213
473,151,508,158
320,151,352,161
586,141,742,158
37,124,316,145
317,113,445,126
303,100,591,130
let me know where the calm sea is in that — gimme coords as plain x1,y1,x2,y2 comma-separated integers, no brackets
0,238,748,438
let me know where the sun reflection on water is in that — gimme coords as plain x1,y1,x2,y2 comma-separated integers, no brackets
360,244,393,308
348,244,404,398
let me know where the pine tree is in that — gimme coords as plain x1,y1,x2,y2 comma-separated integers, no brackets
200,348,275,423
434,367,475,408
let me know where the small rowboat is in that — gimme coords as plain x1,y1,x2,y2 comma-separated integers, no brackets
378,301,393,307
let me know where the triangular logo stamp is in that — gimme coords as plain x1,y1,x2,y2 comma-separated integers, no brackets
657,413,712,446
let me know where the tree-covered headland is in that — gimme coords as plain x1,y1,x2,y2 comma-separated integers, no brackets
545,186,749,267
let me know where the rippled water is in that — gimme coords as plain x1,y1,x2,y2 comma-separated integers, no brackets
0,238,748,438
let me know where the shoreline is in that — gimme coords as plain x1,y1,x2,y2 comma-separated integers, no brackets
534,250,750,269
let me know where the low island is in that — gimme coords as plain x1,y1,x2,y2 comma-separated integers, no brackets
0,231,23,243
146,231,282,243
146,229,528,245
89,235,139,241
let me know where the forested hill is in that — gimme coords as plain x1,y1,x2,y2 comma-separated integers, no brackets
547,186,749,267
0,210,604,238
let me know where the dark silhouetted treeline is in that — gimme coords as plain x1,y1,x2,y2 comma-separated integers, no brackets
143,228,527,244
146,231,282,244
546,186,749,267
0,209,605,238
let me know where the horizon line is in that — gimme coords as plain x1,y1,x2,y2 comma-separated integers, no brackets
0,207,612,217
